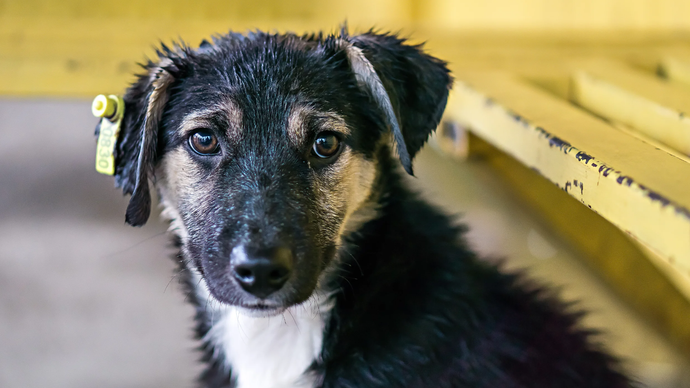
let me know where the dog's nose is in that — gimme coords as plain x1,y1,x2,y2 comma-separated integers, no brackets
230,246,293,299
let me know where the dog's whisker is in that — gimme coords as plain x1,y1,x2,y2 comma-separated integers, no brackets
163,274,178,293
236,309,247,340
336,275,354,293
100,231,167,259
286,309,300,333
344,251,364,276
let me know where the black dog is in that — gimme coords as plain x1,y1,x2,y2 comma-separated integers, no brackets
97,28,634,387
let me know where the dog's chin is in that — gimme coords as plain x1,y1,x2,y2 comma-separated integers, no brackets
236,304,287,318
205,285,309,317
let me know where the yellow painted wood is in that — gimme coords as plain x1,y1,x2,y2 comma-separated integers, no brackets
419,0,690,30
0,0,413,25
0,15,423,97
569,60,690,156
634,240,690,304
444,132,690,353
3,0,690,97
0,17,322,96
608,121,690,164
4,0,690,30
435,131,690,354
444,71,690,277
661,58,690,88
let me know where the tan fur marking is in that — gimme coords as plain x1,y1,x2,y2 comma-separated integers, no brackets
157,147,215,241
310,146,377,247
287,106,350,147
337,152,377,240
178,100,243,141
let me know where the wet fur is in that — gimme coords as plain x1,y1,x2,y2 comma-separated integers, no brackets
98,29,634,387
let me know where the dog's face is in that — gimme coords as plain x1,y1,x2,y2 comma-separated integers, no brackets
102,31,451,313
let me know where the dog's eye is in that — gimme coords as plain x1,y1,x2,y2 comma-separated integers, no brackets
189,130,220,155
312,133,340,159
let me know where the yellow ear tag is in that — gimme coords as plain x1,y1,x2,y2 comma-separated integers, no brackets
92,94,125,175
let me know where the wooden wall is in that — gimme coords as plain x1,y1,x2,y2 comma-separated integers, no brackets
1,0,690,96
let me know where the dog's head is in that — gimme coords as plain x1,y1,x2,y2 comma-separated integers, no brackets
103,30,451,313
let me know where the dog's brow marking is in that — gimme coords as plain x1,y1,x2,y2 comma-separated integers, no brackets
287,106,349,146
286,106,312,146
179,100,243,141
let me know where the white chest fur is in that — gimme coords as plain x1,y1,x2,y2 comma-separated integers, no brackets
194,271,330,388
212,304,327,388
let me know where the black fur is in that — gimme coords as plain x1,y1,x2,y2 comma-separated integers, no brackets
98,28,634,387
314,152,631,388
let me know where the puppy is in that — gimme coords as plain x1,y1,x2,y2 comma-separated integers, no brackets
97,29,634,388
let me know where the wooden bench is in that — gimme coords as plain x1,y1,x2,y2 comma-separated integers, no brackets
434,54,690,355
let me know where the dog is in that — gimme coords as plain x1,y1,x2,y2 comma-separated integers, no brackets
96,28,635,388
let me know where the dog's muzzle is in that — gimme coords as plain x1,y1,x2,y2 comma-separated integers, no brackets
230,245,293,299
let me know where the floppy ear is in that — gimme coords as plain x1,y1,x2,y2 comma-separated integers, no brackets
344,32,453,175
97,48,183,226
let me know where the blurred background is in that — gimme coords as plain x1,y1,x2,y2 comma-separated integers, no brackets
2,1,690,387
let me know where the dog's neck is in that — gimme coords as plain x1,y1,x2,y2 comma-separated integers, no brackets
210,297,330,388
189,268,332,388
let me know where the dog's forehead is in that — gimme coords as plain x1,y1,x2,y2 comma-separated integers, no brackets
195,35,347,100
172,36,354,143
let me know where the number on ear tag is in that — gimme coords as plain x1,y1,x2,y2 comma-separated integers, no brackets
93,94,125,175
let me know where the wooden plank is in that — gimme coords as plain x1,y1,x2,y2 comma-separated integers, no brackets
3,12,690,97
0,17,325,96
419,0,690,30
445,71,690,275
0,0,412,26
569,60,690,155
433,130,690,354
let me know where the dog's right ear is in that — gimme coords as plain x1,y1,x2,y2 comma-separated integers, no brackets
100,48,186,226
341,31,453,175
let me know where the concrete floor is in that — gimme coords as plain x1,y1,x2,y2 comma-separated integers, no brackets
0,98,688,387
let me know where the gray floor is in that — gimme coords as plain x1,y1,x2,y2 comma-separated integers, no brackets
0,98,688,388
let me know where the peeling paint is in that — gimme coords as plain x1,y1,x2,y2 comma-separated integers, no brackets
632,184,690,218
576,151,594,164
548,137,572,153
531,113,690,221
598,166,614,177
534,126,573,154
616,176,634,187
453,80,690,268
639,184,672,207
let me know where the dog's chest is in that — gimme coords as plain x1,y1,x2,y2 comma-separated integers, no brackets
209,303,328,388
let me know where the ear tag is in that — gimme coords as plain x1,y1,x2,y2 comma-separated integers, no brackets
92,94,125,175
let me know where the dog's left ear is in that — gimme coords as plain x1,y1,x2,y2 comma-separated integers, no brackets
344,32,453,175
102,47,187,226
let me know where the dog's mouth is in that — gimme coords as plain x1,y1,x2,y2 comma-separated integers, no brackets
238,302,286,317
